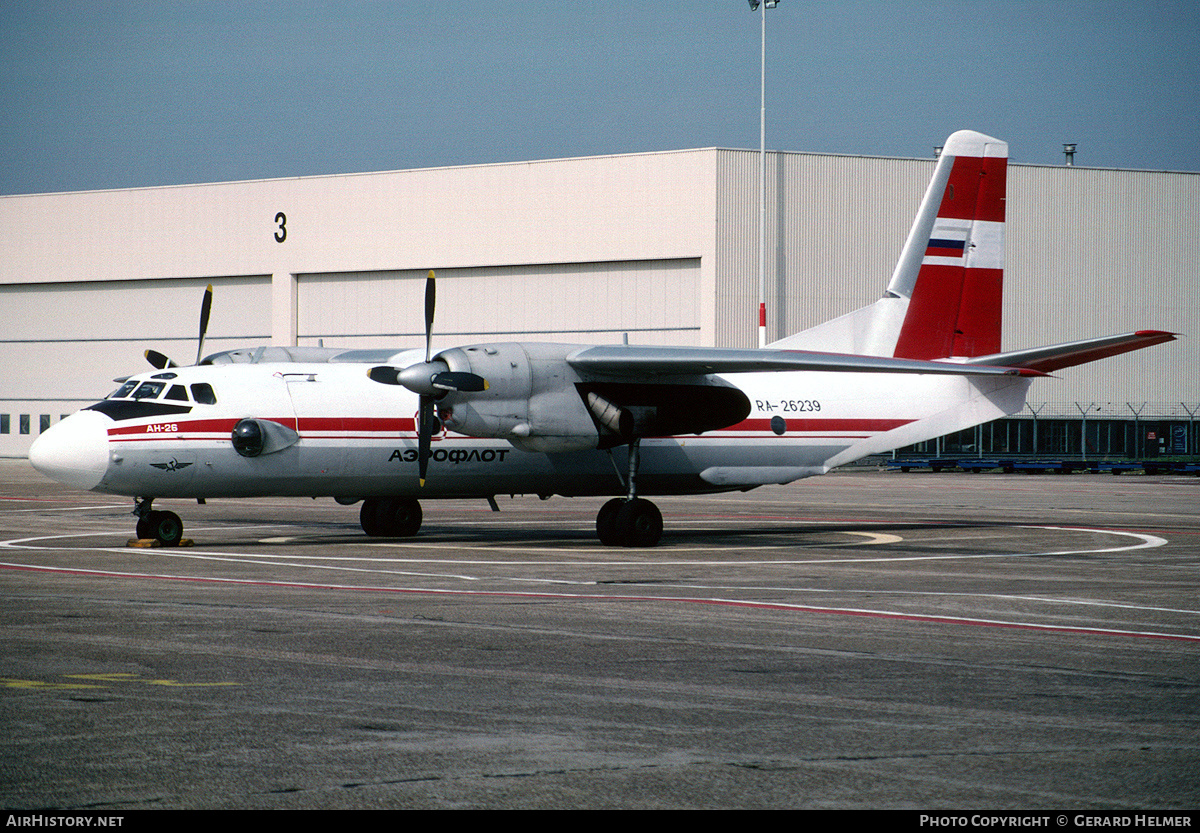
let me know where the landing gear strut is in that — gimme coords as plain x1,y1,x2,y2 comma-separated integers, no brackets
360,496,423,537
595,439,664,547
133,497,183,546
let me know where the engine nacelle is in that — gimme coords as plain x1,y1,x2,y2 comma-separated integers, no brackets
435,343,601,453
430,343,753,453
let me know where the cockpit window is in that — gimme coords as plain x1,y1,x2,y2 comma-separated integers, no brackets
131,381,166,400
165,384,190,402
190,383,217,405
109,380,139,399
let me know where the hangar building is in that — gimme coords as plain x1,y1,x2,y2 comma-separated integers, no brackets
2,145,1197,460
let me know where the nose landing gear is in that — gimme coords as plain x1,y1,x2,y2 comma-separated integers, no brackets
132,497,184,546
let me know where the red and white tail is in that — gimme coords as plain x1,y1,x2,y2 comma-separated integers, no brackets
773,130,1008,360
889,130,1007,359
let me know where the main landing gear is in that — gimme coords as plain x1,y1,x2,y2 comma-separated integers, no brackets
133,497,183,546
354,441,664,547
360,496,423,537
595,438,664,548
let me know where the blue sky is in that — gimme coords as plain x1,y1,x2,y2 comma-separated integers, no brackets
2,1,1198,194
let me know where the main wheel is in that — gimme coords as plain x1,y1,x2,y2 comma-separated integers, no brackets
146,510,183,546
596,498,626,546
360,498,387,536
614,498,663,548
381,497,422,537
360,497,422,537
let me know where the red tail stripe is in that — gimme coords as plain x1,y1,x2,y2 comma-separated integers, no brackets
936,155,1006,223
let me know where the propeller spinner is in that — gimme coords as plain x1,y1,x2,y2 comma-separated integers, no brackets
367,271,488,485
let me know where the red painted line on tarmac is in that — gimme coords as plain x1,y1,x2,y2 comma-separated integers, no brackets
3,561,1197,645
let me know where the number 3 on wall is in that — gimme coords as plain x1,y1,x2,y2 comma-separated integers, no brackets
274,212,287,243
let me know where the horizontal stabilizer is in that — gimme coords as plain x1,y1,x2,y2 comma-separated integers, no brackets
568,345,1045,377
963,331,1177,374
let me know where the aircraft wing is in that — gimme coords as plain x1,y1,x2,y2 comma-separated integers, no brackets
566,345,1045,378
962,331,1177,374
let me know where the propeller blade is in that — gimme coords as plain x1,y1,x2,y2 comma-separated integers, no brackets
195,284,213,365
369,270,483,488
369,364,490,397
431,371,489,393
417,395,435,487
145,349,177,370
423,270,435,364
367,366,402,385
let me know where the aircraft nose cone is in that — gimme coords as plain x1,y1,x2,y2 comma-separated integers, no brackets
29,409,111,491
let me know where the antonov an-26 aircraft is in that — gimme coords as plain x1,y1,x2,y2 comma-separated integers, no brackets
30,131,1176,547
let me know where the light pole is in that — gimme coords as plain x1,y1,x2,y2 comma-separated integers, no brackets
750,0,780,347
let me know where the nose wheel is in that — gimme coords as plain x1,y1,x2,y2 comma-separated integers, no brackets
133,498,184,546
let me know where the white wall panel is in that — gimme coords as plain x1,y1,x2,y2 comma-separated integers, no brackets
714,150,937,348
297,260,701,349
1005,165,1199,408
0,150,710,286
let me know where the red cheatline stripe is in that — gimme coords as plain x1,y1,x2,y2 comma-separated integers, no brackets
111,416,419,437
108,416,910,440
723,418,912,432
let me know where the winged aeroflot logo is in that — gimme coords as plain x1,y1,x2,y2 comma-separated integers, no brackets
150,459,193,472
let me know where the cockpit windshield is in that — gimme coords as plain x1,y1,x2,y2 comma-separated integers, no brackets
130,381,167,400
104,379,217,406
109,380,139,399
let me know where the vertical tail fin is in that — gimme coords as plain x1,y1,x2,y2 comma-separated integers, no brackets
772,130,1007,359
890,130,1007,359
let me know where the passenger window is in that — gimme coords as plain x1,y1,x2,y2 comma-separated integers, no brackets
190,383,217,405
165,385,190,402
131,381,166,400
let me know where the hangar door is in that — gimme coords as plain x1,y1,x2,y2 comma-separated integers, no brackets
0,276,271,406
296,259,702,352
0,275,271,456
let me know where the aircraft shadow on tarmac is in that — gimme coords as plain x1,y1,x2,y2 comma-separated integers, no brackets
177,514,1038,554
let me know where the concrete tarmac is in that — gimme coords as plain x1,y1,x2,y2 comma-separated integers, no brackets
1,459,1198,810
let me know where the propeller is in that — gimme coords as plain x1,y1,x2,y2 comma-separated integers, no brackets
366,271,488,486
195,283,213,364
144,284,213,370
144,349,176,370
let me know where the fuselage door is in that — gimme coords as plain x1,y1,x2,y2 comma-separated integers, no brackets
283,371,348,477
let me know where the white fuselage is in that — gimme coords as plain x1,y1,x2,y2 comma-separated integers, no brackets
30,353,1032,502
